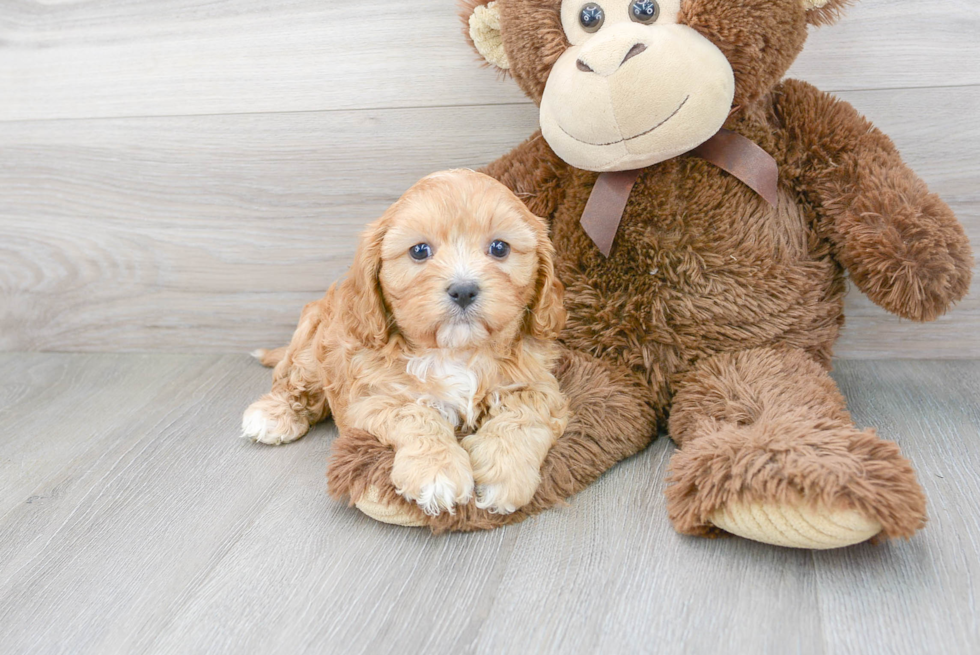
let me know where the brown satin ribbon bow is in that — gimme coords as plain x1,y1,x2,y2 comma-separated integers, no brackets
579,128,779,257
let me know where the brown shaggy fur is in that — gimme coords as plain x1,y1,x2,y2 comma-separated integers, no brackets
665,347,926,539
306,0,972,538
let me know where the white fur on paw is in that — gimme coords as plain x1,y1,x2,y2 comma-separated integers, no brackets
417,476,458,516
398,472,474,517
403,476,457,516
241,403,306,445
475,484,518,515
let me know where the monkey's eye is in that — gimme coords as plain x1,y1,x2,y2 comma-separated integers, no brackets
579,3,605,32
488,240,511,259
409,243,433,261
629,0,659,23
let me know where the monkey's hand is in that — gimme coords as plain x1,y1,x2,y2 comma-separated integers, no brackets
777,79,973,321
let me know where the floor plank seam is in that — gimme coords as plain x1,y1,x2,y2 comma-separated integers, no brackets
1,83,977,126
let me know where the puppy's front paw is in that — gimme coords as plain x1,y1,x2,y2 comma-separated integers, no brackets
241,395,309,445
391,446,474,516
463,437,541,515
473,474,537,515
472,484,517,515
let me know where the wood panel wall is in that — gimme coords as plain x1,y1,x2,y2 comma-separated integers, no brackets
1,0,978,357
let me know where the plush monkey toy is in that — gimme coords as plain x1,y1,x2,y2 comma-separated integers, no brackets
329,0,973,548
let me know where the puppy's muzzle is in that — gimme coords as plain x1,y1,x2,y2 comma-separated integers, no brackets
447,281,480,310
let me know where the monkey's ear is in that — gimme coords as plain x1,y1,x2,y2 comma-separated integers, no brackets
461,0,511,71
803,0,852,26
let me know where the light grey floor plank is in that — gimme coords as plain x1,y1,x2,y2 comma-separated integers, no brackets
0,354,216,515
819,361,980,655
146,486,519,655
0,356,977,654
0,354,331,654
466,441,826,655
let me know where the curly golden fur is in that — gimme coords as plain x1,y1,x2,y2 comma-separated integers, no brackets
243,170,569,517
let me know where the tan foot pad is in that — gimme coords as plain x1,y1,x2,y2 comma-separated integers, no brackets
710,501,882,549
354,486,426,528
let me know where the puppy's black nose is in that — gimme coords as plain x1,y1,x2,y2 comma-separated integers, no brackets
447,281,480,310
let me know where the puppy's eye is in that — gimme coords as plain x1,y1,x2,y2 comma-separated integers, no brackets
579,3,604,32
629,0,659,23
488,240,510,259
409,243,432,261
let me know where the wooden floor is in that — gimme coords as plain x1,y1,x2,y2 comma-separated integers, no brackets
0,355,978,654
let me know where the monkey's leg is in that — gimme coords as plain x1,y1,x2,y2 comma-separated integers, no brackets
666,347,925,548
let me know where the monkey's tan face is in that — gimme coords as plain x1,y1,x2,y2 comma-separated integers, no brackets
378,172,542,350
539,0,735,172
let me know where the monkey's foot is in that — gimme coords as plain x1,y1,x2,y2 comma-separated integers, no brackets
710,500,882,549
354,486,426,528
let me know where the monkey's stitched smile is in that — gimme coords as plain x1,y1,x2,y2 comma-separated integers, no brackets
558,95,690,147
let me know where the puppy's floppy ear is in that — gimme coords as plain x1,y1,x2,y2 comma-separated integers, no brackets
524,220,566,340
343,215,391,347
803,0,852,26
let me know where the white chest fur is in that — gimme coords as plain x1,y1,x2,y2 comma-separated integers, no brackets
405,350,487,430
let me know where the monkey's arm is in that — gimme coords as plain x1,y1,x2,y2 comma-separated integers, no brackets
479,130,569,220
775,79,972,321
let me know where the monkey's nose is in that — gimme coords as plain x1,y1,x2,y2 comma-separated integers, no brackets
447,281,480,310
621,43,647,65
577,42,648,76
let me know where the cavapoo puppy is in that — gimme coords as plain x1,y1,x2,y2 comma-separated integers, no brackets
243,170,569,516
